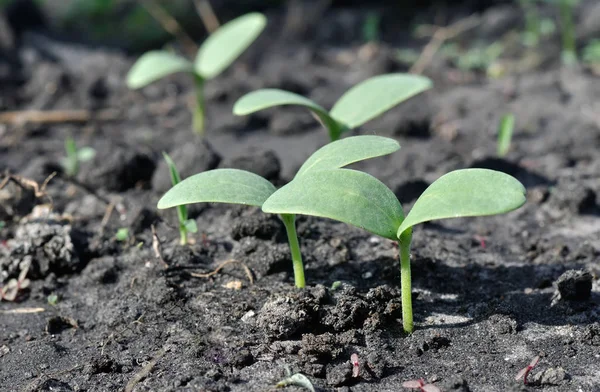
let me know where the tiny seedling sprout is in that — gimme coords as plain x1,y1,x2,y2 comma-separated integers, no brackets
127,13,267,135
515,355,540,385
116,228,129,242
233,73,432,141
402,379,441,392
61,136,96,177
497,113,515,157
157,135,400,288
262,168,526,333
351,353,360,378
556,0,578,65
162,152,198,245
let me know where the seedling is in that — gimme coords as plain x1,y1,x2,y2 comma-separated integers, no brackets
351,353,360,378
545,0,578,65
233,73,432,141
115,228,129,242
157,135,400,288
402,378,441,392
515,355,540,385
162,152,198,245
362,11,381,42
61,136,96,177
583,39,600,65
262,168,526,333
1,260,30,302
275,372,315,392
497,113,515,157
127,13,266,134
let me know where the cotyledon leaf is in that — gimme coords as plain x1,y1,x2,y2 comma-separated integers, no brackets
397,168,526,236
127,51,193,89
263,169,404,240
233,88,330,118
330,74,432,129
195,12,267,79
296,135,400,177
157,169,277,209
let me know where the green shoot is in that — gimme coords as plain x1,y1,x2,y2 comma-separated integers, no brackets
583,39,600,65
61,136,96,177
127,13,267,135
262,168,526,333
556,0,578,65
275,373,315,392
115,228,129,242
362,11,381,42
162,152,198,245
233,74,432,141
497,113,515,157
157,135,400,288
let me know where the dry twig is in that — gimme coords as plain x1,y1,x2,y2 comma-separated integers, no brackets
140,0,197,57
410,15,480,75
151,225,169,268
0,109,118,125
193,0,220,33
190,259,254,284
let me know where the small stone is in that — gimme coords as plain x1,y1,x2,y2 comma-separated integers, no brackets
530,367,568,386
555,270,593,301
241,310,255,324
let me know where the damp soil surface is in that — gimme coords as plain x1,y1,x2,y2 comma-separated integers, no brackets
1,2,600,392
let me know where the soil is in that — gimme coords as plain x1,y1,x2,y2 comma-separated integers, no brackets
1,1,600,392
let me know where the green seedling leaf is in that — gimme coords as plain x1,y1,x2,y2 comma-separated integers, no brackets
330,74,432,129
232,88,339,131
115,228,129,242
158,169,277,210
62,136,79,177
275,373,316,392
126,50,193,89
184,219,198,233
77,147,96,162
195,13,266,79
263,169,404,240
397,169,526,236
296,135,400,177
48,293,59,306
497,113,515,157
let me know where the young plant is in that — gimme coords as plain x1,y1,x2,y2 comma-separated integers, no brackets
233,74,432,141
515,355,540,385
157,135,400,288
497,113,515,157
262,168,526,333
552,0,578,65
162,152,198,245
127,13,266,135
402,379,441,392
61,136,96,177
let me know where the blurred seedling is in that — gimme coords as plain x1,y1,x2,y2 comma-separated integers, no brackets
234,73,431,141
262,168,525,333
162,153,197,245
362,11,381,42
515,355,540,385
402,378,441,392
127,13,266,135
1,260,31,302
440,41,504,74
158,135,400,288
519,0,556,47
497,113,515,157
47,293,59,306
583,39,600,74
61,136,96,177
275,364,315,392
115,227,129,242
555,0,578,65
351,353,360,378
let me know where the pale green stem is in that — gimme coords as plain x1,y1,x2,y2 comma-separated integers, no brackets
193,75,205,135
179,223,188,246
176,205,188,246
399,228,413,333
280,213,305,288
559,0,577,65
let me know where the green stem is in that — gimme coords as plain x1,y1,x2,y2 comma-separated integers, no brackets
280,214,305,288
179,223,188,246
193,75,205,135
559,0,577,65
399,228,413,333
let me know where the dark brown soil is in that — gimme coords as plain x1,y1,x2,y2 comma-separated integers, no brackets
1,2,599,392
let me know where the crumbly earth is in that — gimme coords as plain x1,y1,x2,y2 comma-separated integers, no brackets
1,2,600,392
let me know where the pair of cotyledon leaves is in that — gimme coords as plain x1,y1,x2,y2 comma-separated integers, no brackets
127,13,267,88
158,136,526,241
